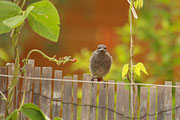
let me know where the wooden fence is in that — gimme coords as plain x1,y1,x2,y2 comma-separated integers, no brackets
0,60,180,120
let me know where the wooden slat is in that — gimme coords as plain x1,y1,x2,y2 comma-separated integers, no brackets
107,80,114,120
52,70,62,119
124,89,129,120
0,67,7,117
98,81,107,120
73,75,78,120
157,86,164,120
40,67,52,118
62,76,72,120
21,63,33,120
6,63,14,111
90,79,97,120
81,74,91,120
116,82,124,120
149,87,156,120
140,87,148,120
164,81,172,120
28,59,35,103
33,67,41,106
175,82,180,120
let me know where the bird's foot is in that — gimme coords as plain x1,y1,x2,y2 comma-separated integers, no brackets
91,76,94,87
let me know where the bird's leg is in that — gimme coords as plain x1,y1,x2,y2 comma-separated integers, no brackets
102,77,107,88
91,76,95,87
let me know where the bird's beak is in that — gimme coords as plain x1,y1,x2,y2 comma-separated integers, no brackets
99,48,106,51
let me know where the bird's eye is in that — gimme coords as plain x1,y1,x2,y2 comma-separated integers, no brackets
104,47,106,50
98,47,101,49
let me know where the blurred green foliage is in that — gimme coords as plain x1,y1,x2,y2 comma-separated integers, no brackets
71,0,180,83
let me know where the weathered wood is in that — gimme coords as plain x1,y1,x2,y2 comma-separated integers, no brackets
175,82,180,120
0,67,7,117
157,86,164,120
116,82,124,120
40,67,52,118
6,63,14,111
21,63,33,120
28,59,35,103
98,81,107,120
52,70,62,119
149,86,156,120
90,78,97,120
164,81,172,120
107,80,114,120
73,75,78,120
140,87,148,120
33,67,41,106
81,74,91,120
124,89,129,120
62,76,72,120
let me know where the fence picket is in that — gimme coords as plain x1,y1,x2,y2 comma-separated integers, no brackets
157,86,165,120
116,82,124,120
33,67,41,106
52,70,62,119
140,87,147,120
90,79,97,120
0,67,7,117
107,80,114,120
98,81,107,120
6,63,14,112
149,86,156,120
124,89,129,120
81,74,91,120
164,81,172,120
62,76,72,120
40,67,52,118
175,82,180,120
73,75,78,120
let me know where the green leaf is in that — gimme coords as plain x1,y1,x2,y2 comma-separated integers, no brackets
122,64,129,79
2,6,34,29
27,0,60,42
5,109,17,120
134,62,148,76
3,15,24,29
21,103,46,120
134,0,143,9
134,65,141,76
54,117,63,120
0,1,21,34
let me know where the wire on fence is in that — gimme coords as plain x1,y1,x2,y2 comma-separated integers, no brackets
0,74,179,88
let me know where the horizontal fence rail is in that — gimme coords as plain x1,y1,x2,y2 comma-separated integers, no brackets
0,60,180,120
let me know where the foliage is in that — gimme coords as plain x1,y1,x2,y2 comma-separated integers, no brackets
0,0,72,120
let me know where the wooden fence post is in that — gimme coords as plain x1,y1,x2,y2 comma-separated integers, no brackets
6,63,14,112
157,86,165,120
33,67,41,106
81,74,91,120
40,67,52,118
116,82,124,120
90,79,97,120
164,81,172,120
140,87,148,120
149,86,156,120
0,67,7,117
73,75,78,120
98,81,107,120
52,70,62,119
175,82,180,120
124,89,129,120
107,80,114,120
62,76,72,120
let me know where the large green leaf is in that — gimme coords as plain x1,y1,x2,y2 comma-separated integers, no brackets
27,0,60,42
21,103,46,120
5,109,17,120
0,1,21,34
122,64,129,79
134,62,148,76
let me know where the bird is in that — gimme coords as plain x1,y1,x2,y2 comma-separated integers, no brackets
89,44,112,85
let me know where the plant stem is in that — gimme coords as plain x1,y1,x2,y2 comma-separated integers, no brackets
129,0,135,118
